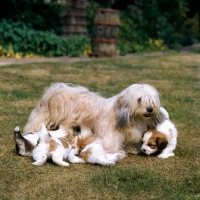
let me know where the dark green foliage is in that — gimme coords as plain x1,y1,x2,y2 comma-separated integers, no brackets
180,34,195,46
65,35,91,57
0,0,64,31
0,19,91,57
118,0,188,51
0,0,195,57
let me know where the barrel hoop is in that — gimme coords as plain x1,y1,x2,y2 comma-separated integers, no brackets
92,38,118,44
93,21,119,26
96,8,119,13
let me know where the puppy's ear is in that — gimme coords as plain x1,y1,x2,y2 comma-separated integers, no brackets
156,137,168,150
115,96,130,128
157,107,169,123
159,107,169,119
156,111,165,124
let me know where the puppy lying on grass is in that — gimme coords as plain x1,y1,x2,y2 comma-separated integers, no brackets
14,124,125,167
141,119,178,159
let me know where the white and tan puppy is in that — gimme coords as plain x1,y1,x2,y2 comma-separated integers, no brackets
14,125,66,156
68,126,125,166
32,124,75,167
23,83,167,154
141,119,178,158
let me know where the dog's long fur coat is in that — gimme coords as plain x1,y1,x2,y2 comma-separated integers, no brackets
24,83,166,154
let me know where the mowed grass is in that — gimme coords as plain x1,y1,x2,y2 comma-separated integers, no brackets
0,53,200,200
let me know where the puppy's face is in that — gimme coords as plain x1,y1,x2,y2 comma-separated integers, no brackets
141,130,168,155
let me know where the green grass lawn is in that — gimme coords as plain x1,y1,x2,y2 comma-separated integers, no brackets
0,53,200,200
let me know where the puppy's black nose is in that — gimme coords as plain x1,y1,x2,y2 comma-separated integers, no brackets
142,149,146,153
146,107,153,113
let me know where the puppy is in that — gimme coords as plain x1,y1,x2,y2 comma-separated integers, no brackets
32,124,77,167
68,126,125,166
14,124,67,156
141,119,178,158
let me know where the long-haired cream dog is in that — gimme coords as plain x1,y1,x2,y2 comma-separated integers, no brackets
24,82,166,154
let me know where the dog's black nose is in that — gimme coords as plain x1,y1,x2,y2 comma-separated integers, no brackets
142,149,146,153
146,107,153,113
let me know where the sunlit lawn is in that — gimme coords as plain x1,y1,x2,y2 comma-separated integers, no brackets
0,53,200,199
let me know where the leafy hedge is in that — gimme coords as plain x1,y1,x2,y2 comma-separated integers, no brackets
0,19,91,57
0,0,64,32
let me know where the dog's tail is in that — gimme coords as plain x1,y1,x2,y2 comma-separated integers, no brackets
14,126,21,135
14,126,25,155
38,124,51,143
14,126,25,143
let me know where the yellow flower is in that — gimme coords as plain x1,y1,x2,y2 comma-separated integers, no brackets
161,47,165,51
15,53,22,59
83,46,92,55
149,39,153,44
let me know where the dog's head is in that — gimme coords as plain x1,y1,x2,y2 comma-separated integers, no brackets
14,126,39,156
115,84,165,128
141,129,168,155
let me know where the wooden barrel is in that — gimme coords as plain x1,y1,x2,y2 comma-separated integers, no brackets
60,0,87,37
91,8,120,57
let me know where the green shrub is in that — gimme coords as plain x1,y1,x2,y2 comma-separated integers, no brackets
180,34,194,46
0,0,66,32
65,35,91,57
117,0,188,55
0,19,91,57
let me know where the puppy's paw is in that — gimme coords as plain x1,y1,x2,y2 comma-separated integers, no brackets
106,161,116,166
157,152,174,159
32,161,44,166
117,153,126,160
60,162,70,167
126,148,141,155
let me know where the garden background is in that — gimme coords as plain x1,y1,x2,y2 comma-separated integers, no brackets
0,0,200,57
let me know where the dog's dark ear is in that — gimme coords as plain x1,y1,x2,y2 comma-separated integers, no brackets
115,96,130,128
156,137,168,150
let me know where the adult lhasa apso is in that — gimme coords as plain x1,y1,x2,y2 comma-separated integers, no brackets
24,83,166,154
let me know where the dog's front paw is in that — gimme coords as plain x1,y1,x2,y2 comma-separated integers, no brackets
127,149,141,155
106,161,116,166
32,161,44,166
117,153,126,160
157,152,174,159
60,162,70,167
